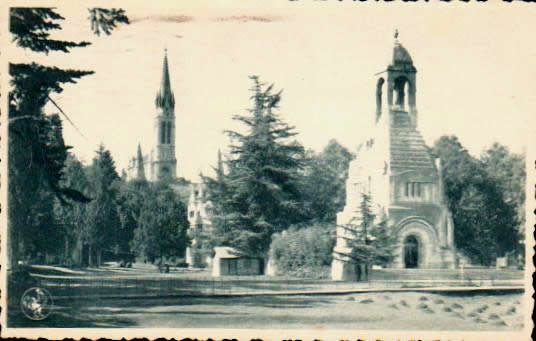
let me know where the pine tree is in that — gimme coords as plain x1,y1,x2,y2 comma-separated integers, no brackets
206,76,305,258
348,193,375,263
203,150,230,248
341,193,396,277
85,145,121,267
116,177,149,265
8,7,129,266
53,154,91,265
88,8,129,36
216,149,225,182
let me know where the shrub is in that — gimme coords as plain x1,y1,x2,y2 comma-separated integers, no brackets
269,223,335,279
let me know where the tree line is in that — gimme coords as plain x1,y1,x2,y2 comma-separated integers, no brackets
204,77,525,269
431,137,525,266
52,149,190,267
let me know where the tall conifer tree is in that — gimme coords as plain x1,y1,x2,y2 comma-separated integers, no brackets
85,145,121,267
207,76,305,258
8,7,128,265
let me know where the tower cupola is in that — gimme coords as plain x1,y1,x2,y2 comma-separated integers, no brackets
392,41,415,69
387,31,417,114
374,30,418,128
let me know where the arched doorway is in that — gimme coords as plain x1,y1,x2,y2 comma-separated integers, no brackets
403,235,419,268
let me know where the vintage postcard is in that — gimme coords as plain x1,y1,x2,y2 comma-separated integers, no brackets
1,0,534,340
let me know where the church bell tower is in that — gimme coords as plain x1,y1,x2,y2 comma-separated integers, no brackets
152,50,177,181
377,30,418,128
331,32,456,280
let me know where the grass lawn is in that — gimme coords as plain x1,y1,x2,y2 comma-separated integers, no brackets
8,291,525,330
24,263,524,299
7,263,526,330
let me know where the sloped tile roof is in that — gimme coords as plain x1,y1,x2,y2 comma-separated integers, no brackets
390,112,436,170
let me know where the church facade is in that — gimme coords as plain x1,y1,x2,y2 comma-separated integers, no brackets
331,37,457,280
127,51,178,182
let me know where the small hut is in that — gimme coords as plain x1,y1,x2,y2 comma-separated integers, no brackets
212,247,263,277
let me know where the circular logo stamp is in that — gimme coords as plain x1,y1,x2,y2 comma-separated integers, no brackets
20,287,53,321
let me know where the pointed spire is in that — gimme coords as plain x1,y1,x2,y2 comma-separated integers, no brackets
155,49,175,110
136,143,146,180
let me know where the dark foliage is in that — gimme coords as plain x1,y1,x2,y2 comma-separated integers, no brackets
301,140,354,223
431,136,521,265
10,8,91,53
270,224,336,278
205,76,305,258
342,193,396,267
130,183,190,263
8,7,129,265
89,8,130,36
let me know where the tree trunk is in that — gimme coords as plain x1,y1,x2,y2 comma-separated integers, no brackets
88,243,93,267
8,228,20,269
64,237,69,264
79,238,83,267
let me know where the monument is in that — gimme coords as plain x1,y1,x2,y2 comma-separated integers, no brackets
331,33,457,281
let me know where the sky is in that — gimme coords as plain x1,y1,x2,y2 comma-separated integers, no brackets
7,1,536,180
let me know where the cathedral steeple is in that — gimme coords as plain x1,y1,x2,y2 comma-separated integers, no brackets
152,49,177,182
155,49,175,110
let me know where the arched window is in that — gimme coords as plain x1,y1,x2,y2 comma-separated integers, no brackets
376,77,385,118
160,121,172,144
160,122,166,144
167,122,172,144
160,166,169,179
394,76,410,110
